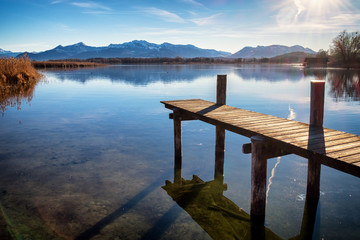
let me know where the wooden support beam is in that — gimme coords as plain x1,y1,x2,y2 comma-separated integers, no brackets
169,112,197,121
243,141,289,159
173,109,182,185
250,135,268,224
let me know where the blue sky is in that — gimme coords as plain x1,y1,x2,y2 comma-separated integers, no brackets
1,0,359,53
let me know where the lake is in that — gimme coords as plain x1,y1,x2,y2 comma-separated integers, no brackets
0,64,359,239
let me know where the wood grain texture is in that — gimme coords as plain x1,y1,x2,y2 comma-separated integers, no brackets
161,99,360,177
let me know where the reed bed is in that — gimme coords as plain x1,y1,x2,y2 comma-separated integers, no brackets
32,61,106,69
0,57,42,115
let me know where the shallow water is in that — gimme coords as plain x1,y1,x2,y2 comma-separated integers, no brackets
0,64,359,239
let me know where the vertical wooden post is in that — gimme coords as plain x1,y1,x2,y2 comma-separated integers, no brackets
309,80,325,127
215,75,227,180
307,80,325,198
250,135,268,224
173,109,182,185
216,75,227,105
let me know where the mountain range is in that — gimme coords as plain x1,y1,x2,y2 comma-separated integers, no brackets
231,45,315,58
1,40,316,60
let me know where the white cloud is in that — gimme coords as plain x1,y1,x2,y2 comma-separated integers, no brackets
293,0,305,22
190,13,222,26
71,1,111,11
181,0,203,7
143,7,185,23
51,0,65,4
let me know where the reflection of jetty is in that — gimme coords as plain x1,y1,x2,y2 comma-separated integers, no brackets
161,75,360,232
163,175,281,240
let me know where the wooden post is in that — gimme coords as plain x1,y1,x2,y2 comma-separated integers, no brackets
173,109,182,184
215,75,227,180
309,80,325,127
307,80,325,198
216,75,227,105
250,135,268,224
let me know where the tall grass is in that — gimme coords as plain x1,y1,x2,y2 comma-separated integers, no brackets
0,57,42,83
0,57,42,115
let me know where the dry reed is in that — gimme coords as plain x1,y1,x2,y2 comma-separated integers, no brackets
0,57,42,115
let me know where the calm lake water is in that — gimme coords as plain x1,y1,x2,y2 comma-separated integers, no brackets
0,64,359,239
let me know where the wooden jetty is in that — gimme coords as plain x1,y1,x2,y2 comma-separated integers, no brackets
161,75,360,225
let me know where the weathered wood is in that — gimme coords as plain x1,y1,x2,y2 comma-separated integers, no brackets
215,126,225,180
243,142,289,159
214,75,227,180
306,127,323,198
169,112,197,121
216,75,227,105
173,109,182,184
310,80,325,127
160,99,360,177
250,136,268,224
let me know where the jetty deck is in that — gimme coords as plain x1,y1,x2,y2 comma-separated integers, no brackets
161,75,359,226
161,98,360,178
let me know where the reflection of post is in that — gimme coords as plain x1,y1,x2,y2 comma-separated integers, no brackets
307,80,325,198
299,197,319,240
215,75,227,180
250,136,268,224
173,108,182,184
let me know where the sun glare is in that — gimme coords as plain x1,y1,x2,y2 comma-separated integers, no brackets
300,0,347,17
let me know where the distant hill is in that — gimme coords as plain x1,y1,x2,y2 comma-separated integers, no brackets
17,40,232,61
269,52,315,63
0,48,22,58
231,45,316,59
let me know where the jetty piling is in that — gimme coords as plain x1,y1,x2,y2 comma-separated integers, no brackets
162,74,359,228
215,75,227,180
173,108,182,185
307,80,325,198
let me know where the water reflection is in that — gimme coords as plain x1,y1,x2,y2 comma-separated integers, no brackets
327,70,360,102
0,77,41,115
49,65,219,85
163,175,282,240
49,64,307,85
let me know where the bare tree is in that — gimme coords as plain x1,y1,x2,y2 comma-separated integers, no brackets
330,30,360,68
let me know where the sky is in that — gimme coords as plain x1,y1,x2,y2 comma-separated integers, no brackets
0,0,359,53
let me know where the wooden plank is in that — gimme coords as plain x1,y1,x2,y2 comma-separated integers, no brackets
294,132,354,148
337,153,360,163
354,161,360,167
327,146,360,159
255,123,309,135
227,117,288,127
274,128,335,141
306,136,359,150
245,121,305,133
161,99,360,178
312,138,360,154
265,127,310,138
278,130,341,144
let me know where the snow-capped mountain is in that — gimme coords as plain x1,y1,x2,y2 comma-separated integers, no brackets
17,40,232,60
